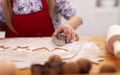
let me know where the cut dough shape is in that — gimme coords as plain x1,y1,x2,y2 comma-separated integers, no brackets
0,45,10,49
51,48,69,52
13,46,30,50
32,47,49,52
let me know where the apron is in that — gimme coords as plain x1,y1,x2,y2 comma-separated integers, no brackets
6,0,55,37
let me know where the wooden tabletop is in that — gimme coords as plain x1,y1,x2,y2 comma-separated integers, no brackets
15,36,120,75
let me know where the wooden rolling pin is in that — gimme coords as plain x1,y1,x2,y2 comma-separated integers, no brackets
106,25,120,58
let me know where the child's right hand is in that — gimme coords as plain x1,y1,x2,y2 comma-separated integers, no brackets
53,24,79,43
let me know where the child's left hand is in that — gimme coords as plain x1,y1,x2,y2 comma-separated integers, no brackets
53,24,79,43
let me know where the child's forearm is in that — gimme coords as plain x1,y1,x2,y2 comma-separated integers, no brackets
64,16,83,30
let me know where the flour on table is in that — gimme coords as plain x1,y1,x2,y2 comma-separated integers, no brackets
0,38,104,69
65,42,104,64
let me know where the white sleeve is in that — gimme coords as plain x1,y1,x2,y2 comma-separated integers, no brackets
55,0,79,20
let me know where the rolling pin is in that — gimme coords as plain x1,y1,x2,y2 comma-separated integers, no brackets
106,25,120,58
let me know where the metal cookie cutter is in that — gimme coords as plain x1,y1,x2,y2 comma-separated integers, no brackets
52,33,66,46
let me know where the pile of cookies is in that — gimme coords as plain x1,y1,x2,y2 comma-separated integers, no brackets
31,55,117,75
31,55,92,75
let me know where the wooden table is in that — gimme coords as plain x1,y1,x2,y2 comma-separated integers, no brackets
16,36,120,75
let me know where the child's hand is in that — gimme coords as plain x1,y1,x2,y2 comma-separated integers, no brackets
53,24,79,43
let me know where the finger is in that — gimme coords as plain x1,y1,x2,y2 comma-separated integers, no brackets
66,30,72,43
71,30,75,41
63,27,69,35
70,34,75,42
75,33,80,41
53,27,62,36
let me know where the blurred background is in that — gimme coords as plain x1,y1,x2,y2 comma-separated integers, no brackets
0,0,120,37
70,0,120,36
